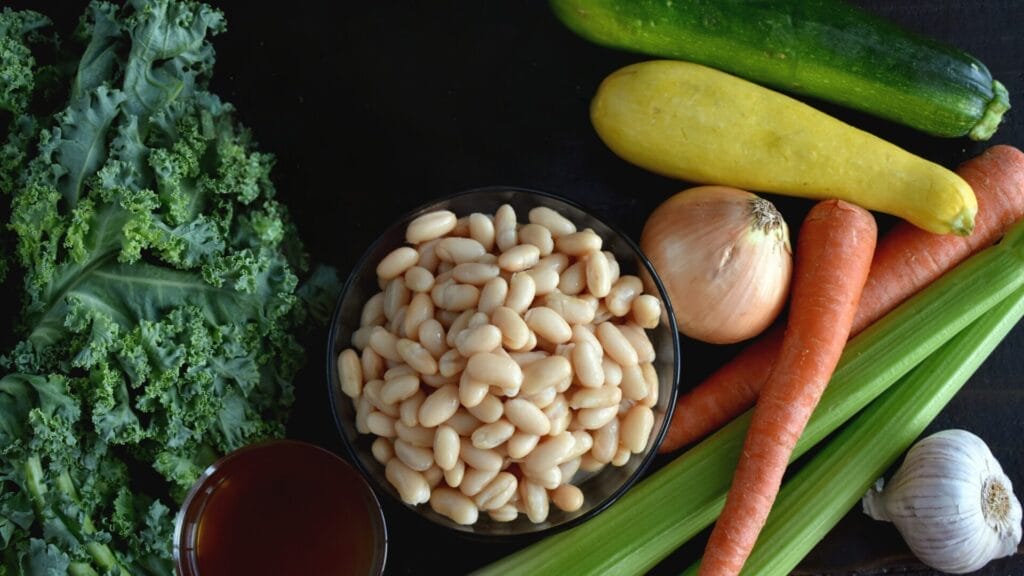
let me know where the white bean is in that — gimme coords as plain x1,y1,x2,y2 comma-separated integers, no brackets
576,405,619,430
555,229,602,256
620,363,648,401
528,206,576,238
369,327,401,362
506,272,536,314
612,445,632,466
520,480,550,524
455,324,502,357
394,438,435,472
465,352,523,391
488,504,519,523
518,223,555,256
361,347,384,382
521,355,572,396
459,466,499,497
452,262,500,285
470,418,514,450
360,292,386,327
604,251,620,286
418,384,460,428
417,318,447,358
569,385,622,410
380,373,420,405
386,459,431,505
458,375,489,408
478,277,508,314
591,419,619,464
395,421,435,448
395,339,436,376
621,404,655,453
337,348,362,398
441,283,480,312
523,385,557,409
526,465,563,490
466,394,504,424
602,357,623,387
364,380,399,417
459,438,504,471
488,306,527,350
432,424,461,471
535,253,569,273
417,239,442,273
431,487,479,525
507,431,541,459
525,307,572,345
596,322,638,367
371,437,394,465
571,340,604,389
585,251,612,298
619,323,656,364
641,362,659,407
631,294,662,329
526,267,560,296
366,411,397,438
545,292,595,326
445,409,483,436
377,246,419,280
559,261,587,295
404,266,435,293
494,204,518,252
444,459,465,488
474,472,518,511
550,484,584,513
437,237,487,264
606,276,644,317
399,390,426,427
559,456,581,483
383,277,411,320
469,213,495,252
407,210,457,244
498,244,541,272
402,293,433,339
504,398,552,436
523,431,575,474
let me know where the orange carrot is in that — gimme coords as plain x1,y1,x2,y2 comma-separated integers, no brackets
697,200,877,576
660,145,1024,453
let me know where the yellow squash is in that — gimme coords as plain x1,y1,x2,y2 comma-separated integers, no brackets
591,60,977,235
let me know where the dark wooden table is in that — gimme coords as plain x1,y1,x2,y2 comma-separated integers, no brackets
208,1,1021,574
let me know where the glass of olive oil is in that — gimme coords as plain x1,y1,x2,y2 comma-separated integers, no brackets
174,440,387,576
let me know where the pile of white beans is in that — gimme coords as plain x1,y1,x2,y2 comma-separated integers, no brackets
337,204,664,526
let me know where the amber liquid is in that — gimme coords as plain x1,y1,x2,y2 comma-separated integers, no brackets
193,441,381,575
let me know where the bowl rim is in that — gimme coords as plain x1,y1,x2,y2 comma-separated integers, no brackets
325,185,681,541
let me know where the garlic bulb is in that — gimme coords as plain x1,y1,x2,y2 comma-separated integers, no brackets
862,429,1022,574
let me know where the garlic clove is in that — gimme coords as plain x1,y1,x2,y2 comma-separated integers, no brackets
862,429,1022,574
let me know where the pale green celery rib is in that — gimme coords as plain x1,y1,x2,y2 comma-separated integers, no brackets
473,221,1024,576
729,284,1024,576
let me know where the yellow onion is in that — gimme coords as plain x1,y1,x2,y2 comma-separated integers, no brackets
641,186,792,344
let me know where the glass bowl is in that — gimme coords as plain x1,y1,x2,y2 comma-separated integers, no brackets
326,186,680,538
173,439,387,575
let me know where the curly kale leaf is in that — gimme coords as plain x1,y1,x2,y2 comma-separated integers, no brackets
1,1,338,573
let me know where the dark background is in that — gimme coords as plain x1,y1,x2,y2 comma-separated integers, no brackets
215,1,1024,575
22,1,1024,574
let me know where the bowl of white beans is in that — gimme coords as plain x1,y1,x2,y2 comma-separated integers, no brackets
327,186,680,537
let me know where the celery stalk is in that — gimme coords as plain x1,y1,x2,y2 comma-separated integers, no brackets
717,284,1024,576
474,221,1024,576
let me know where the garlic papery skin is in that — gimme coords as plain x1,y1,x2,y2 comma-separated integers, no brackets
862,429,1023,574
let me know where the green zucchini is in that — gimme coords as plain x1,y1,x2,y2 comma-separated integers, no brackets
550,0,1009,140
